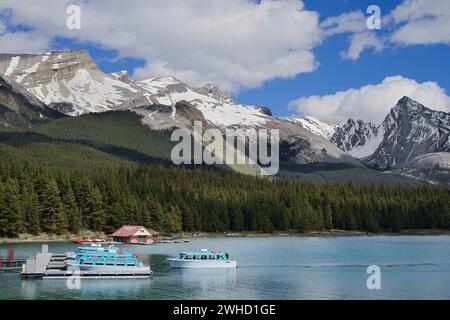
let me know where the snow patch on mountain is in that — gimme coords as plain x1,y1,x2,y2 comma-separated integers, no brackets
286,116,338,139
4,56,20,76
135,76,269,128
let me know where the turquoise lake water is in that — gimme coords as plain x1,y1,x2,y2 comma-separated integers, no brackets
1,236,450,300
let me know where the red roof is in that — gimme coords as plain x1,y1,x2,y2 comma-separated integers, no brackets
109,225,150,237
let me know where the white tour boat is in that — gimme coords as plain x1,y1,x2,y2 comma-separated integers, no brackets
167,249,237,269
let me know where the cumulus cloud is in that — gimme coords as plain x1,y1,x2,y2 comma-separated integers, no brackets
0,0,322,92
390,0,450,45
321,9,385,59
322,0,450,59
289,76,450,124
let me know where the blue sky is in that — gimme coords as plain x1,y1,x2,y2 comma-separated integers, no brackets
238,1,450,117
1,0,450,122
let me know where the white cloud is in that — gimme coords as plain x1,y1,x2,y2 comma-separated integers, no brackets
320,10,367,37
390,0,450,45
289,76,450,124
0,0,322,92
322,0,450,59
341,32,384,60
320,11,383,60
0,32,50,53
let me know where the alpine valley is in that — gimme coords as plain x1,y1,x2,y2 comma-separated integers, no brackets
0,50,448,185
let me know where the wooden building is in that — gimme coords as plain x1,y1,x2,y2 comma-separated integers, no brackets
109,225,156,245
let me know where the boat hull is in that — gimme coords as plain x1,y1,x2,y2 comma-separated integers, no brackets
168,259,237,269
65,261,152,273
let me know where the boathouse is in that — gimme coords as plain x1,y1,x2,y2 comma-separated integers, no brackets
109,225,156,245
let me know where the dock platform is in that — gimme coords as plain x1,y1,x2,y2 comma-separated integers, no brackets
20,245,152,279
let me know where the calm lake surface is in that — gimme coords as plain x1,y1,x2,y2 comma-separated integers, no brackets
1,236,450,300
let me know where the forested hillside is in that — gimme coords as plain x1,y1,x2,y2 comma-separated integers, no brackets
0,161,448,237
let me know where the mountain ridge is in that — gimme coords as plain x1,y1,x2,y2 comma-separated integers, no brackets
0,50,362,174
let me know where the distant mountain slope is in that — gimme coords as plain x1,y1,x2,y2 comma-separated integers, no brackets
36,110,175,161
396,152,450,185
286,116,337,139
0,133,135,170
0,105,424,184
1,50,440,184
0,50,364,173
0,110,175,170
0,75,63,129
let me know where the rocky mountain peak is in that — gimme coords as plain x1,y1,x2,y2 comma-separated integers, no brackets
363,97,450,170
110,70,130,83
330,118,378,155
196,83,233,103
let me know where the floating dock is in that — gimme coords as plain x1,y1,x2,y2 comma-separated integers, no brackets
21,245,152,279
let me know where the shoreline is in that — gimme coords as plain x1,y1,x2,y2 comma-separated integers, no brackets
1,229,450,244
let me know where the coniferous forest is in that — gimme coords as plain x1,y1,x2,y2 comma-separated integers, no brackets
0,160,449,238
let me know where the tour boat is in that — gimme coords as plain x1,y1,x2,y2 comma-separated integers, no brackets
65,244,120,260
66,251,152,274
167,249,237,269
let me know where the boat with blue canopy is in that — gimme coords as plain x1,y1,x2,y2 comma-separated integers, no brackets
65,244,120,260
66,250,152,274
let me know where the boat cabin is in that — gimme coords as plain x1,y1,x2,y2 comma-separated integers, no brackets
177,250,230,261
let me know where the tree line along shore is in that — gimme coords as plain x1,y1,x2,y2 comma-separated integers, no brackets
0,161,449,238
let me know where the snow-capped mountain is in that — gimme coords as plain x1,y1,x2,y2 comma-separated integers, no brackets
0,51,270,128
326,97,450,172
0,50,361,171
135,76,269,128
0,51,147,115
330,119,383,159
364,96,450,170
286,116,338,139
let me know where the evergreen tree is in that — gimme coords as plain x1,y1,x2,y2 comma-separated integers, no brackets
85,186,106,231
0,179,25,237
40,179,68,234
